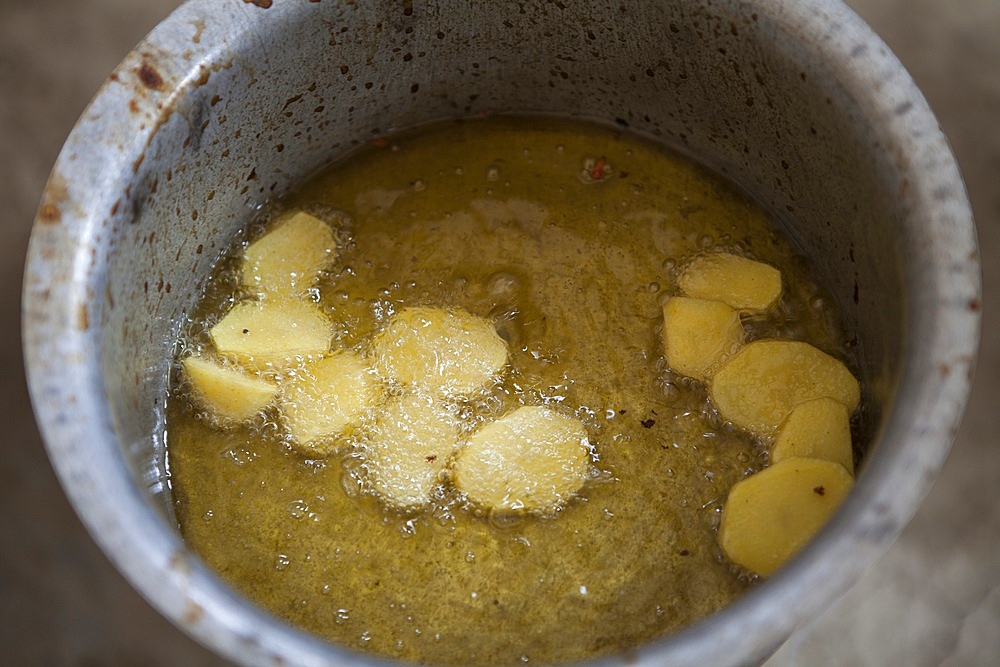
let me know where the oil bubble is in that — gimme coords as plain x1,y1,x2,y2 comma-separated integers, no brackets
488,509,524,530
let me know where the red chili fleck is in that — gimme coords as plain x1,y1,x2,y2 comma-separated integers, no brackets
372,137,389,148
590,155,607,180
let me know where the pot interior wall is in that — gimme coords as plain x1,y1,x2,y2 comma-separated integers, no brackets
100,0,900,534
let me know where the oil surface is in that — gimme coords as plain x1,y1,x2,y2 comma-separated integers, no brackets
167,116,846,665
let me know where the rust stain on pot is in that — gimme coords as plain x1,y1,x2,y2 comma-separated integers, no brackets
137,60,165,91
183,599,205,625
193,59,233,90
243,0,273,7
38,203,62,224
78,303,89,331
37,172,72,225
191,18,206,44
168,549,194,577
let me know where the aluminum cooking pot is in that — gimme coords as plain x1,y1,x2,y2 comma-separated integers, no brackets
22,0,980,665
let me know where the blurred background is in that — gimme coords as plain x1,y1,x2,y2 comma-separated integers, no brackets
2,0,996,664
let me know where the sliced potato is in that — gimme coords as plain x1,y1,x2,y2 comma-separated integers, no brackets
710,340,860,436
454,406,590,513
243,211,336,297
772,397,854,475
370,306,508,396
364,392,463,509
719,457,854,577
182,355,278,422
210,299,331,367
678,253,782,312
662,296,743,381
278,350,383,455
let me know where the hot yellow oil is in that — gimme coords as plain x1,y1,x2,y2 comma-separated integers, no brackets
166,116,847,665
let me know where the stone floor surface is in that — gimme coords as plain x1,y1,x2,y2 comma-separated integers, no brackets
1,1,996,665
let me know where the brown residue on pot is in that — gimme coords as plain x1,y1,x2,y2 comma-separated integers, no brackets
38,202,61,225
183,599,205,626
195,60,233,87
243,0,273,8
168,549,194,577
38,172,72,225
191,18,206,44
137,60,164,91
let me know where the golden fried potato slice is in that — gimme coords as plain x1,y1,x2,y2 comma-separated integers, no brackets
182,355,278,422
771,397,854,475
719,457,854,576
454,406,591,513
710,340,860,436
242,211,336,297
278,350,383,455
210,299,331,367
364,392,462,509
662,296,743,381
678,253,782,312
370,306,508,396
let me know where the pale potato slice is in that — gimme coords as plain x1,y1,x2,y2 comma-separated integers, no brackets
182,355,277,422
719,457,854,577
710,340,860,436
279,350,383,455
678,253,782,312
370,306,508,396
662,296,743,381
364,392,463,509
454,406,591,513
210,299,331,367
242,211,336,296
771,397,854,475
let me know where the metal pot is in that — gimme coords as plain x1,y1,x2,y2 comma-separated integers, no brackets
22,1,980,665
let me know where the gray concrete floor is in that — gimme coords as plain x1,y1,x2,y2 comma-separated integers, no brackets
2,1,997,665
